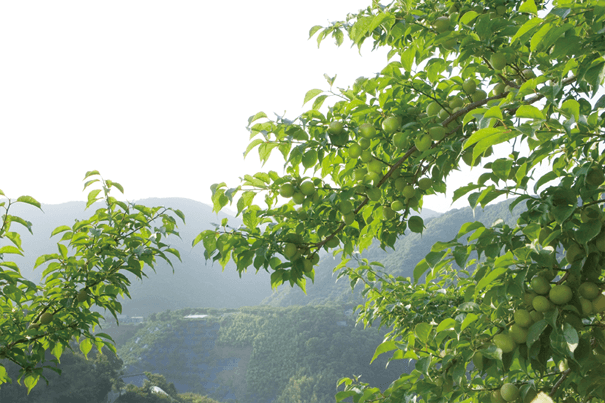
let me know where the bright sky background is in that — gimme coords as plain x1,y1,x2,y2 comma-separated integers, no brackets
0,1,557,214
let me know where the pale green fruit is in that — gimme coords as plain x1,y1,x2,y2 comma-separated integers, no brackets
579,282,600,300
382,116,400,134
523,69,536,79
407,216,424,233
587,166,605,186
395,178,407,192
532,295,553,312
529,310,544,323
302,150,318,169
491,390,507,403
462,151,480,167
360,150,373,163
402,185,416,199
284,243,298,259
490,53,507,70
300,181,315,196
500,383,519,402
427,102,442,117
354,168,367,181
523,291,537,307
438,108,450,120
549,284,573,305
364,171,381,184
429,127,446,141
510,324,528,344
292,192,305,205
343,212,355,225
566,243,583,263
340,200,353,215
463,79,477,94
393,132,409,149
325,237,340,248
415,134,432,152
391,200,405,211
442,37,457,50
579,297,593,316
493,334,516,353
280,183,295,198
383,207,396,220
593,293,605,313
493,83,506,95
531,276,551,295
77,289,88,303
40,313,53,325
514,309,533,328
472,351,484,371
367,187,382,201
309,253,320,265
359,138,371,150
368,159,383,174
449,96,463,108
595,232,605,252
348,143,362,159
434,16,451,33
472,89,487,103
359,123,377,139
328,121,344,136
418,178,433,190
302,258,313,272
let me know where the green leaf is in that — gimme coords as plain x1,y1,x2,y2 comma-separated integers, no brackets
512,18,542,44
86,189,102,208
0,245,23,256
413,259,430,283
516,105,545,120
460,11,478,25
23,374,39,394
401,46,415,71
303,89,323,106
461,313,478,332
16,196,41,209
248,111,267,125
34,253,59,268
370,340,398,364
308,25,322,39
563,323,578,352
519,0,538,15
436,318,457,333
83,170,100,180
561,99,580,122
80,338,93,358
312,94,329,111
414,323,432,343
464,128,503,149
530,23,552,52
484,106,503,120
526,319,547,349
50,225,71,237
51,343,64,363
576,220,602,244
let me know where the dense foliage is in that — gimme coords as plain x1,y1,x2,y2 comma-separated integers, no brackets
196,0,605,401
0,172,183,390
117,372,220,403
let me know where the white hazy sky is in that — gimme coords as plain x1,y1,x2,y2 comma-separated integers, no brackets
0,1,519,214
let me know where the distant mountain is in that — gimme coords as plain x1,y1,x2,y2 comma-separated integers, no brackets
264,198,525,307
4,198,275,317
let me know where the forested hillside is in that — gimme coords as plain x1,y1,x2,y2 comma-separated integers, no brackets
116,306,410,403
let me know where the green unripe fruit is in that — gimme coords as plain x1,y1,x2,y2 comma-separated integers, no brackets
442,37,457,50
493,334,516,353
463,79,477,94
359,138,371,150
354,168,367,181
402,185,416,199
360,150,373,163
523,291,537,307
434,16,451,33
292,192,305,205
325,237,340,248
302,258,313,272
514,309,532,328
449,96,463,108
531,276,551,295
330,132,349,146
393,132,408,149
493,83,506,95
529,310,544,323
40,313,53,325
415,134,432,152
368,159,383,174
429,126,446,141
438,108,450,120
472,89,487,103
367,187,382,201
579,297,593,316
348,143,362,159
566,243,583,263
587,166,605,186
383,207,396,220
500,383,520,402
391,200,405,211
343,212,355,225
280,183,295,198
593,293,605,313
579,282,600,300
302,150,318,169
427,102,442,117
382,116,400,134
523,69,536,79
284,243,298,259
510,324,528,344
532,295,553,312
418,178,433,190
309,253,320,265
395,178,407,192
407,197,419,209
300,181,315,196
472,351,484,371
407,216,424,233
365,171,381,184
549,284,573,305
340,200,353,215
490,53,507,70
328,121,344,136
359,123,377,139
491,391,507,403
462,151,480,167
77,289,88,303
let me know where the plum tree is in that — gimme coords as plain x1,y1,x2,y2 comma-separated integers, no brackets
195,0,605,401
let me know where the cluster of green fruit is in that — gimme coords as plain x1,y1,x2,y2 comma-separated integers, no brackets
282,240,321,273
279,179,318,205
28,289,89,331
